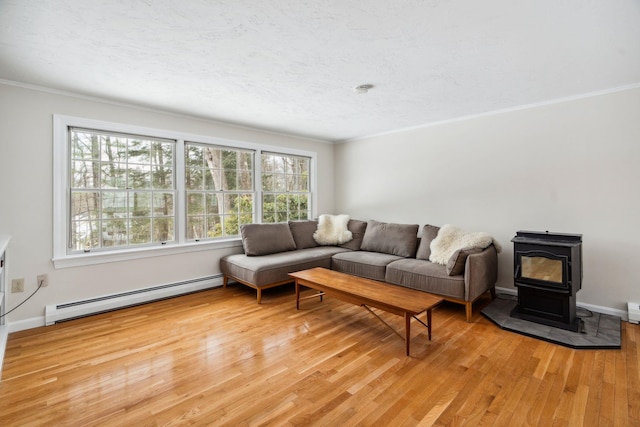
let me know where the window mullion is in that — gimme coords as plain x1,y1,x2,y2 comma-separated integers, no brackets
176,139,186,244
255,149,263,223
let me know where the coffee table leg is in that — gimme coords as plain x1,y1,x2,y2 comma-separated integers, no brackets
295,279,300,310
405,312,411,356
427,308,432,340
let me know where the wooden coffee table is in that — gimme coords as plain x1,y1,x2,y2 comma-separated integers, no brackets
289,267,443,356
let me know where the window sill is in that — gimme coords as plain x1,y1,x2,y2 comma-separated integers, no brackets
52,238,243,269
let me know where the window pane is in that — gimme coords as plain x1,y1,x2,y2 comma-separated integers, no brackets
130,192,151,217
205,194,220,215
185,168,204,190
238,194,253,214
151,141,173,167
207,215,221,238
222,215,238,237
153,218,174,242
224,170,237,190
130,218,151,244
187,193,204,215
102,191,127,219
128,139,150,164
152,166,173,189
154,193,174,217
102,220,127,247
72,160,98,188
224,194,239,215
238,169,252,191
71,132,100,160
128,164,151,189
101,164,126,188
71,220,100,250
205,169,219,191
71,191,100,220
187,216,204,240
274,174,286,191
101,136,127,163
262,173,274,191
263,194,275,214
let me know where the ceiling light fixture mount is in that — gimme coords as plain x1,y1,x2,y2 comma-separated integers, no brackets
353,84,374,94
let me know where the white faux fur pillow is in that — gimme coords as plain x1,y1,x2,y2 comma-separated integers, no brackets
313,214,353,245
429,224,502,265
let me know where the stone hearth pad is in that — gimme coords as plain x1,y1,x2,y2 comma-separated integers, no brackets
481,297,621,349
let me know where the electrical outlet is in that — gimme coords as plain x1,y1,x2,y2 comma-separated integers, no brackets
37,273,49,287
12,278,24,293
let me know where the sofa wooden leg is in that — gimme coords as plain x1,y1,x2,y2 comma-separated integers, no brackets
223,276,228,288
490,287,496,300
465,303,473,322
257,288,262,304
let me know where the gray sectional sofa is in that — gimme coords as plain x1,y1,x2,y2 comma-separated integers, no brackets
220,219,498,321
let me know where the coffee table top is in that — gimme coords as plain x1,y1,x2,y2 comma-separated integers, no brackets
289,267,442,315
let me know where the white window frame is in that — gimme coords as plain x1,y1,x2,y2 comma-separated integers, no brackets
53,115,317,269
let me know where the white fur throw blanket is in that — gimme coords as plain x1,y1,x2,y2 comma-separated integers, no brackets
429,224,502,265
313,214,353,245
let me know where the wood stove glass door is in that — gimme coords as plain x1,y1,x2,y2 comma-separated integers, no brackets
516,250,568,288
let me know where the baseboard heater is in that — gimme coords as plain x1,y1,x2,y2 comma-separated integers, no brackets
45,274,223,325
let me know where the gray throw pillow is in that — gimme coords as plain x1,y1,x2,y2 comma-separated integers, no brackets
289,220,319,249
339,219,368,250
446,247,483,275
416,224,440,260
360,220,419,257
240,223,297,256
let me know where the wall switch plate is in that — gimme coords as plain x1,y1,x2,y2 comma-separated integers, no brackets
11,278,24,293
629,302,640,324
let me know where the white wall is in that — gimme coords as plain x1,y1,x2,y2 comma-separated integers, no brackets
0,83,335,327
334,87,640,315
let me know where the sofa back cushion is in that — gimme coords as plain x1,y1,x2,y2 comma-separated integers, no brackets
288,220,319,249
339,219,368,250
240,223,297,256
360,220,419,257
415,224,441,260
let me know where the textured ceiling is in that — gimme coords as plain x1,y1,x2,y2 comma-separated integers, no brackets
1,0,639,142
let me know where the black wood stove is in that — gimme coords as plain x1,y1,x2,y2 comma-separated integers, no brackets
510,231,583,332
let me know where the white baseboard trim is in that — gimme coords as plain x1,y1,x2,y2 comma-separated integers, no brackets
494,286,629,322
8,317,45,333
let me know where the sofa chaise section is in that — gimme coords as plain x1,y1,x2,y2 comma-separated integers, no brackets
221,246,349,303
220,220,364,303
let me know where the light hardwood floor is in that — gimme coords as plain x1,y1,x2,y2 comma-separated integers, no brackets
0,284,638,426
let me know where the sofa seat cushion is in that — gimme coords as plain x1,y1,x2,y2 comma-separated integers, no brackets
385,259,465,300
331,251,404,281
221,246,350,287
